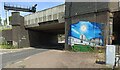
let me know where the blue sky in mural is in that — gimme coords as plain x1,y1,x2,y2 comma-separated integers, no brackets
70,21,104,40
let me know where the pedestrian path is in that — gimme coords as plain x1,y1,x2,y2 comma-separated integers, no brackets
5,50,107,68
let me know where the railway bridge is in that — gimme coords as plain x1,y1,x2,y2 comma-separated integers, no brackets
2,2,120,50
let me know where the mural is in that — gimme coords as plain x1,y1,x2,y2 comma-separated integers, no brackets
68,21,104,47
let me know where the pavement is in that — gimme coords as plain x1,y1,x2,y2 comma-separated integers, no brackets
4,50,107,68
0,47,34,54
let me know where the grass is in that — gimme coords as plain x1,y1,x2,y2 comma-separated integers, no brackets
71,44,105,53
71,44,94,52
0,44,17,49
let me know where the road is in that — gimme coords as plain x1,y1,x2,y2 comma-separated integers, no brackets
1,48,48,68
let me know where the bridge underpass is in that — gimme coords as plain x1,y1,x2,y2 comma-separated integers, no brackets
3,4,65,49
3,2,120,50
27,22,65,49
23,4,65,49
113,11,120,45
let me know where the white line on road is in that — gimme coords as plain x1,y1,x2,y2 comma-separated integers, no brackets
0,51,16,54
24,57,31,60
0,53,3,55
15,61,23,64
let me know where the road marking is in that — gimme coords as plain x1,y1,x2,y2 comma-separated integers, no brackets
10,51,14,52
15,61,22,64
0,52,8,54
0,53,3,55
24,57,31,60
0,51,16,54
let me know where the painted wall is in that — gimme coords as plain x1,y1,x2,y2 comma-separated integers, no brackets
68,21,104,47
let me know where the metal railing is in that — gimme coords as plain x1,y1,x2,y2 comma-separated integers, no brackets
113,45,120,69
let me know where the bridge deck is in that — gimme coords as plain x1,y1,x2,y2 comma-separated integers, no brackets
24,4,65,27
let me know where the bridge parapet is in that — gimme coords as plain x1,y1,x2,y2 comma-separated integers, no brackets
24,4,65,26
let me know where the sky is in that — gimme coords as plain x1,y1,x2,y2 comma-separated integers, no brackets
0,0,119,24
0,0,65,24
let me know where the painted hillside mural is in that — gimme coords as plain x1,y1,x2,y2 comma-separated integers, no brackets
68,21,104,48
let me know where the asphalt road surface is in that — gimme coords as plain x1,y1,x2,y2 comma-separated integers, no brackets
1,48,48,68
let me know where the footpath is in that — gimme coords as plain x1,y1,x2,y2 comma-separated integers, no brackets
4,50,107,68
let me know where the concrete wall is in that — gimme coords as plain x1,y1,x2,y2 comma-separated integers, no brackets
65,2,114,49
2,30,12,41
65,2,118,18
10,12,22,26
10,12,30,47
70,11,109,24
69,11,110,45
12,26,30,47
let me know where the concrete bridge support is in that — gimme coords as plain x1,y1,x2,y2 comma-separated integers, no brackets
10,12,30,48
65,2,118,50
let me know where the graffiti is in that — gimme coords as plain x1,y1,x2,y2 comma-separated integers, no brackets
68,21,104,47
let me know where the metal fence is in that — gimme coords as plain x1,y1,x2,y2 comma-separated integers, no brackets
113,45,120,69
